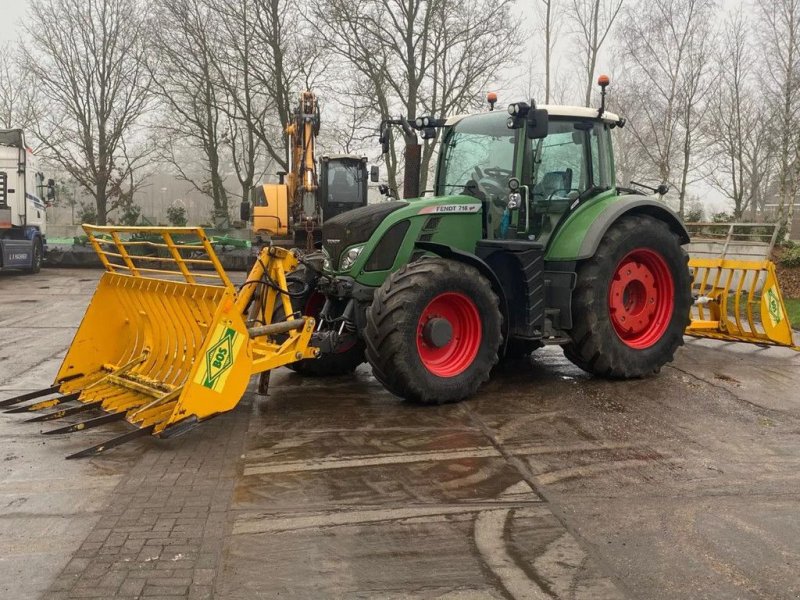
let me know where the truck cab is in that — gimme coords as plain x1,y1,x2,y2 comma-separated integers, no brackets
0,129,52,273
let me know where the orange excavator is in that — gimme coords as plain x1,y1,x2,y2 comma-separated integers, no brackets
243,91,372,250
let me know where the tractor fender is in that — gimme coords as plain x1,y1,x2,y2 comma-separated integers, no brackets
547,196,690,261
414,240,510,349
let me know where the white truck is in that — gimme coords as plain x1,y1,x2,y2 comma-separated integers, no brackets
0,129,52,273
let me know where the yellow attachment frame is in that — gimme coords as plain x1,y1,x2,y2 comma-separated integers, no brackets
52,226,317,439
686,223,798,350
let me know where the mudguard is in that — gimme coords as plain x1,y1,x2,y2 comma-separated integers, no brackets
545,194,690,261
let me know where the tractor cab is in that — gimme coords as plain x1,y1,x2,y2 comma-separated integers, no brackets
435,105,620,247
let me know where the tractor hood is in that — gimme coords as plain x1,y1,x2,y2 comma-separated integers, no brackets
322,201,407,269
322,195,484,277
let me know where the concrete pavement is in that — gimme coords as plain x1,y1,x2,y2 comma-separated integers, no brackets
1,268,799,599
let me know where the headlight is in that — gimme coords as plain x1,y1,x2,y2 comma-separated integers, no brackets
339,245,364,271
322,250,332,272
507,102,530,117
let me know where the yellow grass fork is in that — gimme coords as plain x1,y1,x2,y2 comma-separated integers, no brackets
0,226,318,458
686,223,798,350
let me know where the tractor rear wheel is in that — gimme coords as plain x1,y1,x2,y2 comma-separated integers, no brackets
564,214,691,378
365,258,502,404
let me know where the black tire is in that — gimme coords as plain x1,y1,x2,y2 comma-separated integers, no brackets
365,258,502,404
274,265,365,376
564,214,691,378
24,238,43,274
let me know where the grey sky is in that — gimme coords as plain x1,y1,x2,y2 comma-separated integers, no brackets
0,0,27,42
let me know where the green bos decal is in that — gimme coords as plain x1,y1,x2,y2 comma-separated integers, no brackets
202,327,237,390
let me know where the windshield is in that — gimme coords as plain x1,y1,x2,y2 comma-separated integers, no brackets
326,160,364,204
0,130,23,148
437,112,517,197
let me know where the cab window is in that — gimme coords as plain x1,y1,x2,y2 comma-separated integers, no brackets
525,118,609,240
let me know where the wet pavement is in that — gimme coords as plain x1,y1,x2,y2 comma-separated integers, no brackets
1,268,799,599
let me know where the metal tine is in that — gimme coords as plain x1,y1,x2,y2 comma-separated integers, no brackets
4,392,82,414
66,425,155,460
0,385,61,408
25,401,104,423
43,412,126,435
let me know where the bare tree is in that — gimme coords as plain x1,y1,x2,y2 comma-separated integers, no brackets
615,0,714,215
318,88,377,155
22,0,153,225
608,86,659,187
152,0,230,218
537,0,564,104
210,0,275,206
314,0,520,194
0,44,37,130
569,0,624,107
757,0,800,232
245,0,329,173
706,10,777,220
674,10,715,216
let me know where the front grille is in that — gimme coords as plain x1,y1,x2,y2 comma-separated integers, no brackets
322,201,406,269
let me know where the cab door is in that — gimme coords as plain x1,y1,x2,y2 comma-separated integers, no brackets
521,118,612,244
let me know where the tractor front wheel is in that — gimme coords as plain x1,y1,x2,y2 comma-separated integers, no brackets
564,214,691,378
265,265,365,376
365,258,502,404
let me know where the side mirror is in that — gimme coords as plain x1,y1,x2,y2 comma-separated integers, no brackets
240,200,250,222
526,109,549,139
370,165,379,182
657,183,669,196
46,180,56,200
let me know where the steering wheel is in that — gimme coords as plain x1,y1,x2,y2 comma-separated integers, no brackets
483,167,512,180
471,165,511,201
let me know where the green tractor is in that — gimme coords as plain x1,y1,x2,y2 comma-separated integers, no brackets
273,78,692,402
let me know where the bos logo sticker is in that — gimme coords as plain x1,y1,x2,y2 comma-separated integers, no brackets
195,325,243,392
765,286,783,327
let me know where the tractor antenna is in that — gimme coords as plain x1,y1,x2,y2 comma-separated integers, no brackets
487,92,497,111
597,74,610,118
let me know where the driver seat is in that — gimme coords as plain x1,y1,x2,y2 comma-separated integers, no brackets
536,170,571,198
533,169,573,214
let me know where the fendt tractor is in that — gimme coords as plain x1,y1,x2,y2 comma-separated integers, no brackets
2,77,700,458
273,77,693,394
245,90,372,250
0,129,54,272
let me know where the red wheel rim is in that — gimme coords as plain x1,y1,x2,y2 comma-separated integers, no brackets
416,292,482,377
608,248,675,349
305,291,356,354
305,291,326,317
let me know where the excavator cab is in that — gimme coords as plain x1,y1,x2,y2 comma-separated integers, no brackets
319,155,369,220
